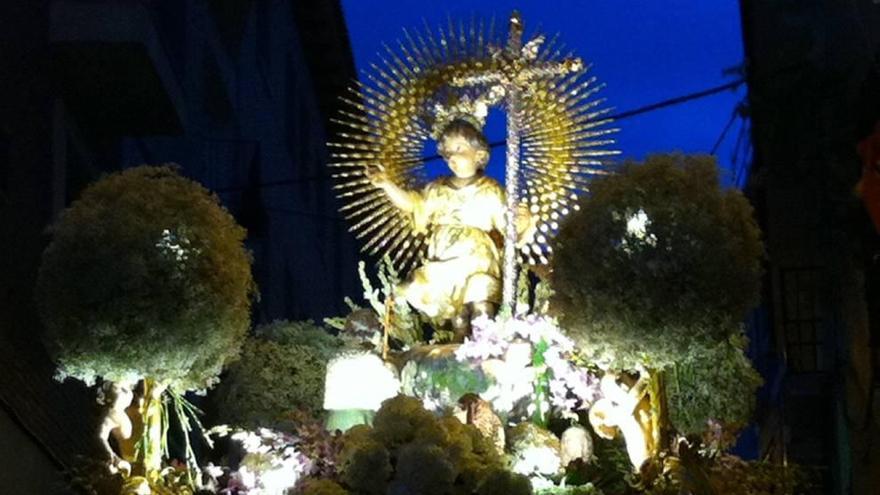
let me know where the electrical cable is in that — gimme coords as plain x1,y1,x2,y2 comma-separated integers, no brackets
216,77,748,193
711,107,741,156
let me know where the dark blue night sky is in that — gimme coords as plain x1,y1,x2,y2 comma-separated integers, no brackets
341,0,749,187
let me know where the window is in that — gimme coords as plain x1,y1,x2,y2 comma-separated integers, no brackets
780,267,824,372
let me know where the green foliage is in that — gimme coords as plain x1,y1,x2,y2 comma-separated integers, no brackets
531,338,552,426
551,154,762,370
391,443,457,495
666,335,763,437
255,319,341,354
644,452,817,495
708,455,818,495
576,437,633,495
287,410,346,480
475,469,533,495
358,258,422,346
337,395,505,495
211,320,341,427
323,298,363,333
66,458,194,495
36,165,255,391
536,485,603,495
300,479,351,495
370,394,442,447
401,356,491,412
339,436,392,495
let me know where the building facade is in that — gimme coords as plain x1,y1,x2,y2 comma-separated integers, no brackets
0,0,359,489
741,0,880,492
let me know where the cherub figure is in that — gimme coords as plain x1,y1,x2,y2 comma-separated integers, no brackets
97,379,168,476
588,372,656,470
368,118,533,338
96,381,135,474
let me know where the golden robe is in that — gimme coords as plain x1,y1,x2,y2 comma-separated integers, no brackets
402,175,505,320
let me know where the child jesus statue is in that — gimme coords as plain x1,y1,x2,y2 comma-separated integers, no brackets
367,116,534,338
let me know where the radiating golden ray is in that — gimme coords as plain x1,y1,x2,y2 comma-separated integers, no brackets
328,16,616,272
339,190,385,212
354,209,399,240
363,217,407,253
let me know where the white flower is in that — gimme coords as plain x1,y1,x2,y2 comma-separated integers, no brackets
231,431,263,453
155,228,200,267
621,209,658,253
204,463,224,478
455,314,600,418
474,101,488,119
626,209,649,238
228,427,310,495
512,444,562,477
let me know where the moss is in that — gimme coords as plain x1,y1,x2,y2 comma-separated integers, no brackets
391,443,457,495
339,439,392,495
371,395,444,448
339,424,375,460
337,395,507,494
475,468,533,495
438,415,502,493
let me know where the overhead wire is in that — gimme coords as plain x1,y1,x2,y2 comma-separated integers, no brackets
711,106,741,156
220,77,752,223
244,79,752,224
216,77,748,194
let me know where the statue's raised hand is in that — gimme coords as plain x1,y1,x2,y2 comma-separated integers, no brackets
365,164,391,188
365,165,417,213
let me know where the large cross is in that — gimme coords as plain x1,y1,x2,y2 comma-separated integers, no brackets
452,12,583,313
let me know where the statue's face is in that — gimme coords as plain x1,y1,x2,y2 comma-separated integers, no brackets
112,384,134,411
441,135,487,179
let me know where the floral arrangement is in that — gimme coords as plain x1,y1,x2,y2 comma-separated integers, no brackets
36,165,255,391
283,411,345,481
205,427,311,495
506,423,564,489
333,395,517,495
356,258,422,347
551,154,763,371
455,315,600,423
549,154,764,452
50,159,809,495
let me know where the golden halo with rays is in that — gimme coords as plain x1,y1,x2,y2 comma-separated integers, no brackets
329,15,619,272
